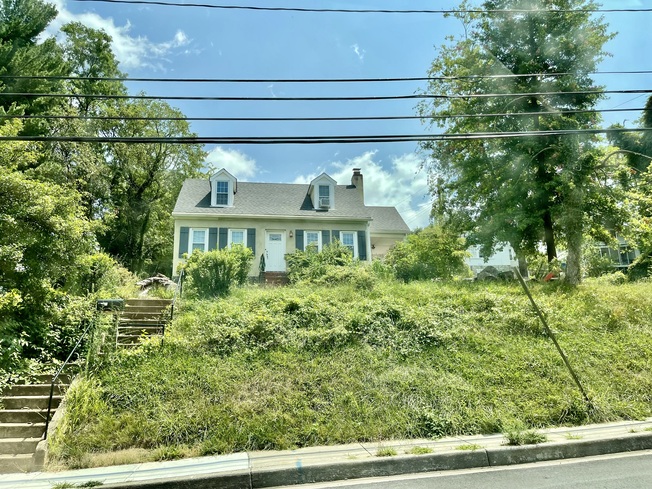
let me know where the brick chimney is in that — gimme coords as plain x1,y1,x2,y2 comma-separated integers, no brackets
351,168,364,202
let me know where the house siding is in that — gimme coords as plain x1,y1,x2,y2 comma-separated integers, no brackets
173,217,369,276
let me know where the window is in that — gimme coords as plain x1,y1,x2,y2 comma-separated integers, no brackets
318,185,330,208
215,181,229,206
340,231,357,257
228,229,246,247
191,229,207,252
305,230,321,250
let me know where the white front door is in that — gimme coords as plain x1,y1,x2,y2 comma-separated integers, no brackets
265,231,286,272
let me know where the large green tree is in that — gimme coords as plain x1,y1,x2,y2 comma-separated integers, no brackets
0,0,67,133
98,99,205,275
418,0,614,283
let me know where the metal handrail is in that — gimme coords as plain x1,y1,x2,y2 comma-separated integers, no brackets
163,269,184,346
43,313,97,440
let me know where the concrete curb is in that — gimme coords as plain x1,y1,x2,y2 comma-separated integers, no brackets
486,432,652,467
250,450,488,488
94,431,652,489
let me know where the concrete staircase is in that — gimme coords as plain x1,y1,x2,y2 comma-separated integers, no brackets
116,298,173,349
0,374,70,474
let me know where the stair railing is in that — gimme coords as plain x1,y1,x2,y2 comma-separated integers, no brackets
43,312,98,440
163,269,184,347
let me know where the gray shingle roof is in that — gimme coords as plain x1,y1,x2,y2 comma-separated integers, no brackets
173,179,412,233
366,206,411,234
173,180,371,219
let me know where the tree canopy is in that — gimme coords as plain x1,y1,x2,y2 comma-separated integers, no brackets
418,0,615,283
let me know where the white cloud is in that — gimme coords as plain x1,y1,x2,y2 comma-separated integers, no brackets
205,147,258,180
46,0,193,70
295,151,432,229
350,43,366,61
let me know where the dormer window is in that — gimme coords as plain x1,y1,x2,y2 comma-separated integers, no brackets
210,168,237,207
309,173,336,211
215,181,229,206
318,185,330,208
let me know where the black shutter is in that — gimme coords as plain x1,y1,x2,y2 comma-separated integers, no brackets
208,228,218,250
295,230,304,251
179,227,189,257
358,230,367,260
322,230,330,246
247,228,256,254
331,230,340,243
219,228,228,249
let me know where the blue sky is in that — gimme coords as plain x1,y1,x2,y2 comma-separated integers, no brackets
46,0,652,229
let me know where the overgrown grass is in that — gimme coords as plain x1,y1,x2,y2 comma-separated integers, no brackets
49,279,652,468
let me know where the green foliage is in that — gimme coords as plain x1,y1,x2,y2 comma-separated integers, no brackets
0,119,96,374
50,281,652,466
503,423,548,446
418,0,616,284
286,241,354,283
182,246,253,298
406,446,433,455
385,225,470,282
582,245,617,278
376,448,397,457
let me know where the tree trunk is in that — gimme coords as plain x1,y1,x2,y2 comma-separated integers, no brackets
518,255,529,279
543,209,557,263
564,187,584,285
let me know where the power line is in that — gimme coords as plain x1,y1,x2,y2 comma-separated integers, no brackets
2,106,647,123
3,127,652,145
4,71,652,83
5,88,652,102
71,0,652,14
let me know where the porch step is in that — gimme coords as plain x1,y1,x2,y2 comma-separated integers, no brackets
124,299,172,307
264,272,289,285
0,454,33,474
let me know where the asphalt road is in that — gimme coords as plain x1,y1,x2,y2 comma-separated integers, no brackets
272,450,652,489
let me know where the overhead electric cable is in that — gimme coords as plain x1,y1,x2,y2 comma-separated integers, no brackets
5,88,652,102
71,0,652,14
3,127,652,145
2,106,647,123
5,71,652,83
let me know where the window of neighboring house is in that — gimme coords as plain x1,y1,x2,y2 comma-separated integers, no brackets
215,181,229,206
619,245,636,266
340,231,357,258
190,228,208,252
305,230,321,251
228,229,247,247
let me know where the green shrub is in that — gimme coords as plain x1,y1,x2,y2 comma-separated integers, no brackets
182,246,253,298
385,225,470,282
286,241,354,283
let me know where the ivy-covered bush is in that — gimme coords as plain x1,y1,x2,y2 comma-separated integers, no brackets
182,246,253,298
385,225,470,282
285,241,354,283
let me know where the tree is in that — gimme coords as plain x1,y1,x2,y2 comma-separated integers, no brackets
0,119,94,368
98,99,206,275
418,0,614,284
0,0,67,133
385,225,470,281
607,97,652,278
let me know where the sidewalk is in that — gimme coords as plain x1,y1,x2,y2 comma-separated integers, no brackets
2,419,651,489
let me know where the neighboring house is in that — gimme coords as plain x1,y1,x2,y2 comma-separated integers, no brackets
466,244,519,276
596,235,640,270
172,168,410,276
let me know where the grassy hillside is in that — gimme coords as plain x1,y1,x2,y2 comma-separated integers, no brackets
50,279,652,468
